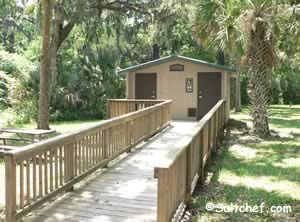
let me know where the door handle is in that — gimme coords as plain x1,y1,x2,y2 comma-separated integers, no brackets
199,95,203,99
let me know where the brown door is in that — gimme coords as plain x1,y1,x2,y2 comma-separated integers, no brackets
135,73,157,99
197,72,222,119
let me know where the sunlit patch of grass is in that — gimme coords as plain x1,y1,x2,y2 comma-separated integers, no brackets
232,105,300,132
229,144,257,159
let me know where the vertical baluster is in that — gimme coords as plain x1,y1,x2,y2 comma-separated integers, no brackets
74,142,78,176
64,146,68,183
90,136,93,166
54,149,58,189
70,143,74,180
19,161,24,209
95,133,99,163
5,154,17,222
89,136,92,168
98,131,102,161
115,125,118,153
85,137,88,170
38,154,43,198
32,157,37,200
81,139,85,172
44,152,48,194
114,127,117,154
59,147,63,186
108,129,111,158
78,140,82,174
87,137,90,169
112,127,114,156
115,125,122,153
49,150,53,192
103,130,107,160
26,159,31,205
93,134,96,165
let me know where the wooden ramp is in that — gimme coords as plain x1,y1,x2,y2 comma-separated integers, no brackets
25,121,197,222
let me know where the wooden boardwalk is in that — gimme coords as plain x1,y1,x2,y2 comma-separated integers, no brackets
25,121,197,222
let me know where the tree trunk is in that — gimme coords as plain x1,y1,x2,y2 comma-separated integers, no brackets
49,4,63,101
246,17,273,137
38,0,52,129
248,68,270,137
247,39,271,136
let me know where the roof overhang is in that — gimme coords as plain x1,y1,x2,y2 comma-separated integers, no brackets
118,55,236,74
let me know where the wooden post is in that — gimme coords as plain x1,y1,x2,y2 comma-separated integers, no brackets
185,145,192,209
220,103,225,140
207,120,212,161
126,121,133,153
103,129,109,168
157,168,168,222
198,130,205,185
107,100,111,119
5,154,17,222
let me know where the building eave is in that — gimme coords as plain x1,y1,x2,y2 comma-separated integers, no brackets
118,55,236,74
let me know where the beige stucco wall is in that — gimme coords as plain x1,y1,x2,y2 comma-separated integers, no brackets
126,59,231,120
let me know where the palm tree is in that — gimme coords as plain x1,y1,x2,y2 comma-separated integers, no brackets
194,0,291,137
241,0,278,136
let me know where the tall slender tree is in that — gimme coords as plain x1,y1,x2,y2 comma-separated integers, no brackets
38,0,52,129
242,0,278,136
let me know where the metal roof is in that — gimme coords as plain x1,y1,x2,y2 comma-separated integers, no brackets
118,55,236,73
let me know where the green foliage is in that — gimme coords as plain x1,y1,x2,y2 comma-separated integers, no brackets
0,0,299,126
0,50,39,123
48,27,125,121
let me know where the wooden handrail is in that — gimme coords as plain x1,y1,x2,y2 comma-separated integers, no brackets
5,99,172,222
155,100,226,222
107,99,164,118
7,100,172,161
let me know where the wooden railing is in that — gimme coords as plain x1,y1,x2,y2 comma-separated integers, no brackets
5,100,172,222
107,99,165,118
154,100,226,222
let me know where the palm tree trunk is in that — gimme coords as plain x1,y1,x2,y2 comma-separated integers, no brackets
248,67,270,137
38,0,52,129
246,16,274,137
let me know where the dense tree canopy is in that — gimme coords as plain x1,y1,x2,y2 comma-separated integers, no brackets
0,0,299,136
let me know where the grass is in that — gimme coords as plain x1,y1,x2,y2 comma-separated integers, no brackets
5,119,103,134
192,105,300,222
0,119,102,147
233,105,300,132
0,109,102,135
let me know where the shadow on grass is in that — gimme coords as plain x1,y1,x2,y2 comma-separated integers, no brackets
219,146,300,183
269,118,300,129
191,126,300,222
234,106,300,130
